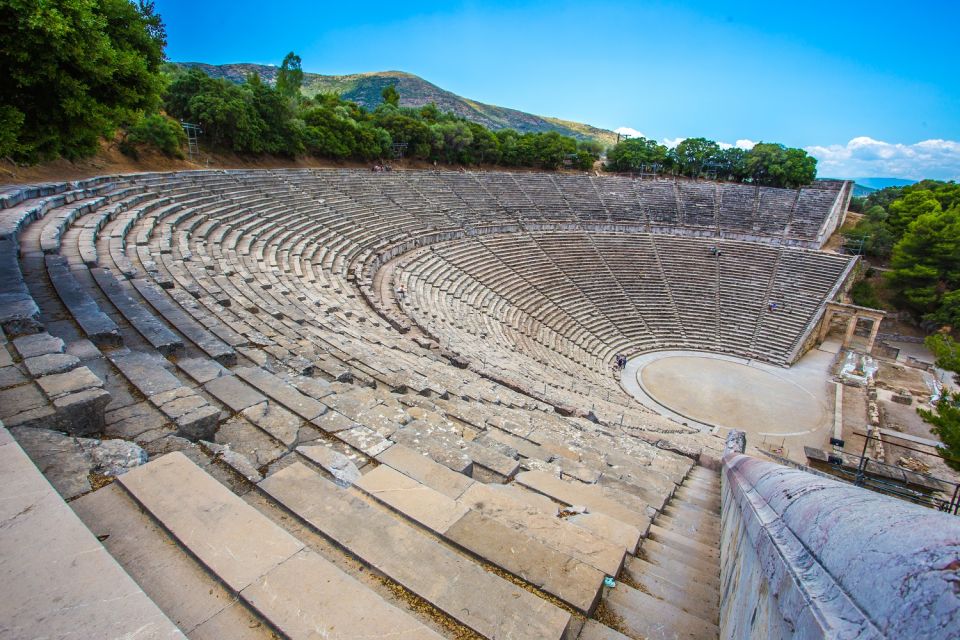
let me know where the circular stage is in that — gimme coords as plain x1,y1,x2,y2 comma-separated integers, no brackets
622,351,833,439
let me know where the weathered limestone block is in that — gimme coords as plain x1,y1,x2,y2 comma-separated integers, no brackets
174,405,220,441
215,416,286,468
35,366,102,399
202,440,262,483
10,426,94,498
297,445,362,487
24,352,80,377
12,332,64,359
52,387,111,436
242,402,301,447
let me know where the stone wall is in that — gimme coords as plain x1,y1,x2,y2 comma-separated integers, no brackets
720,449,960,639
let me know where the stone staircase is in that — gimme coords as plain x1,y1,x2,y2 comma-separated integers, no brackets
603,465,721,640
72,446,723,639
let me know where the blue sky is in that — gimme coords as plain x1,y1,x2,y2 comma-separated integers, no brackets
155,0,959,180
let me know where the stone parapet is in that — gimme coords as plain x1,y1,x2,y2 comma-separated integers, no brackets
720,451,960,639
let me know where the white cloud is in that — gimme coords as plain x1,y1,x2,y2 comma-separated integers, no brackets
805,137,960,180
735,139,756,150
614,127,645,139
661,137,685,149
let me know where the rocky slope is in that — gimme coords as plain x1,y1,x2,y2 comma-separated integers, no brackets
177,62,617,146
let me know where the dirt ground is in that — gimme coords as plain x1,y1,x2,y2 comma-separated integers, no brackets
880,396,960,486
0,141,599,187
876,361,936,397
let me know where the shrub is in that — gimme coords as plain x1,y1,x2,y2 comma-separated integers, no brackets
122,114,186,158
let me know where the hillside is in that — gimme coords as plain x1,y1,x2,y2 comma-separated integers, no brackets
177,62,618,146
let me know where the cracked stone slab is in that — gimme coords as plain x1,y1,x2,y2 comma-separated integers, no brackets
202,441,263,483
241,548,443,639
297,445,361,487
23,352,80,377
242,402,301,447
260,462,572,640
9,426,94,498
117,452,303,593
12,332,64,359
177,357,231,385
460,482,625,577
355,465,468,532
376,443,475,500
35,366,103,400
215,416,287,468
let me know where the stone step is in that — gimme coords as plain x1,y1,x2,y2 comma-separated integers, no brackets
567,510,643,555
648,524,720,561
375,442,474,500
131,278,236,365
116,452,443,639
678,478,721,497
687,466,720,483
674,487,721,511
90,267,184,356
641,538,719,576
459,481,626,577
660,505,722,531
260,460,573,639
578,619,632,640
603,583,719,640
655,513,720,547
45,254,121,346
633,544,719,592
621,556,719,624
597,472,670,513
665,499,721,521
233,366,327,421
0,426,183,639
354,464,605,613
72,483,276,639
515,470,653,535
107,350,219,441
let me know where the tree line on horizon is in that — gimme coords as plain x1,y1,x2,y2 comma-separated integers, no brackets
604,136,817,188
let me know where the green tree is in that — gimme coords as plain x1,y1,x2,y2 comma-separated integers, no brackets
744,142,817,188
925,290,960,329
843,205,896,257
888,190,942,237
275,51,304,99
671,137,720,178
606,137,667,172
925,334,960,372
1,0,167,161
381,85,400,107
886,206,960,316
918,392,960,472
717,147,748,181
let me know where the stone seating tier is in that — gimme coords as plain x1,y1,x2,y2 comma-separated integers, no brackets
0,168,853,639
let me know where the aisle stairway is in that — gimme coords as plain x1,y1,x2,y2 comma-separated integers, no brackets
605,466,721,639
72,449,723,639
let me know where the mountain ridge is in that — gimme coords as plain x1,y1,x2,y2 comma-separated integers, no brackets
176,62,618,146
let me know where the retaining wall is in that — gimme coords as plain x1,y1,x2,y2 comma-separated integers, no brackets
720,437,960,638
